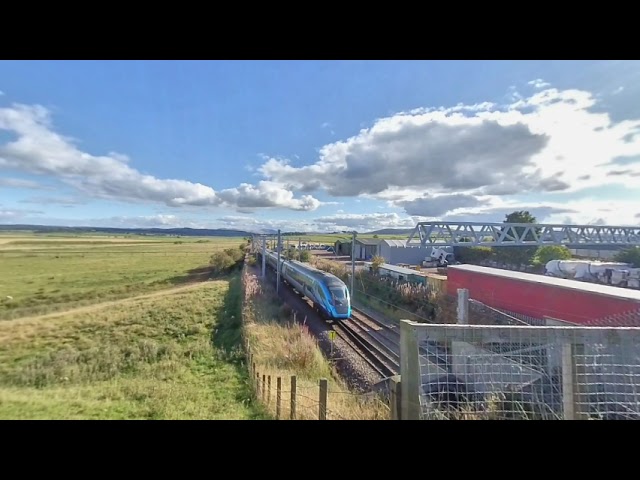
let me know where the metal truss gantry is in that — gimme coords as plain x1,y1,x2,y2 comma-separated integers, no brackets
405,222,640,248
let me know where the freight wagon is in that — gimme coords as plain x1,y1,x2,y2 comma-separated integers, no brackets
446,264,640,326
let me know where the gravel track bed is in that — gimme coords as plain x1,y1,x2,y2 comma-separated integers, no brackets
250,264,384,392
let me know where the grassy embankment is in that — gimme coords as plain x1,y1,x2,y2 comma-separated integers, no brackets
0,234,267,419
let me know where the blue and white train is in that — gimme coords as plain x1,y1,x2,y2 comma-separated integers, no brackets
261,250,351,320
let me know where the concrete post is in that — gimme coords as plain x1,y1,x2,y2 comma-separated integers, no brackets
400,319,421,420
457,288,469,324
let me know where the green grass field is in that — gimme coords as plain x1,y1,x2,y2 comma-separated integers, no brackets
0,233,247,320
0,277,266,419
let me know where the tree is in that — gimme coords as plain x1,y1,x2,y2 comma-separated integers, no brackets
533,245,572,266
614,246,640,267
492,211,539,267
455,246,494,264
371,255,385,273
298,250,312,262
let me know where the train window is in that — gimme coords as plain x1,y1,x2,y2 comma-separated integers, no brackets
330,288,346,299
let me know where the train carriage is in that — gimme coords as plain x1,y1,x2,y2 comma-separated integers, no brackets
260,250,351,320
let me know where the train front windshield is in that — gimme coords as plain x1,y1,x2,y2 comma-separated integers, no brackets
330,288,349,305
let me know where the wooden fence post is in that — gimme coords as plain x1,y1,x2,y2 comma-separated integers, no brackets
319,378,328,420
390,375,402,420
276,377,282,420
267,375,271,404
290,375,297,420
256,371,260,394
262,374,266,401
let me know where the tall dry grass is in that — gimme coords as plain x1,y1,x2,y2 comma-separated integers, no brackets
241,265,389,420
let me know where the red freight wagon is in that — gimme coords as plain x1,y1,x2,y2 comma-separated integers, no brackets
446,264,640,325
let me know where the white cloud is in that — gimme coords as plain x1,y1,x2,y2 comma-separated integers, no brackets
0,208,43,222
0,103,321,212
528,78,551,89
313,212,416,232
440,196,640,226
0,177,49,189
257,86,640,219
19,195,86,206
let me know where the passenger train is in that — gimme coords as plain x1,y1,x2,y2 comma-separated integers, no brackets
261,250,351,320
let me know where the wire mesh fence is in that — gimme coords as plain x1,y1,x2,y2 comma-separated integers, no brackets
400,320,640,420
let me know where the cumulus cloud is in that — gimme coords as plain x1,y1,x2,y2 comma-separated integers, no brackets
0,208,43,222
397,193,489,217
257,86,640,219
443,197,640,226
528,79,551,89
0,177,49,189
313,212,416,232
0,103,321,212
19,195,86,206
259,121,550,197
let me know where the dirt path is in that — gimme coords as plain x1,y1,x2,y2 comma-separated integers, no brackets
3,281,216,325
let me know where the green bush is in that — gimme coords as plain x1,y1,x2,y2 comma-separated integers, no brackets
614,247,640,268
533,245,572,266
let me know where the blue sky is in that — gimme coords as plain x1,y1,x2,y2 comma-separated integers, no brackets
1,60,640,232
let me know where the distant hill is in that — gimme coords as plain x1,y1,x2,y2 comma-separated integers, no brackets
0,224,419,237
365,228,414,235
0,224,253,237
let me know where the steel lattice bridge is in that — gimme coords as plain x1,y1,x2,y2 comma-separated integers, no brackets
405,221,640,248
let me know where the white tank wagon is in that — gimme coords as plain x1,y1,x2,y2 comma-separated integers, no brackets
545,259,640,289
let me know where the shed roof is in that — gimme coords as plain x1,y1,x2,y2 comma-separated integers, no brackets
382,239,409,247
364,262,428,276
448,264,640,302
356,238,382,246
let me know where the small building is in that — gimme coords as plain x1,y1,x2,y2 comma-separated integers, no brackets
570,247,623,260
334,239,352,256
424,272,447,294
354,238,382,260
378,239,434,265
363,262,427,285
447,264,640,326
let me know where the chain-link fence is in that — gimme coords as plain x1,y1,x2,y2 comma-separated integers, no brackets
400,320,640,420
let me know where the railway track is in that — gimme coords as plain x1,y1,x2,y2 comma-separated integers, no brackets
331,319,399,378
326,306,403,379
348,306,449,372
262,267,402,378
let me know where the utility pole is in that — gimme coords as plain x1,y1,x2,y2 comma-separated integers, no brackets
351,231,356,299
261,235,266,278
298,237,301,261
276,229,281,294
